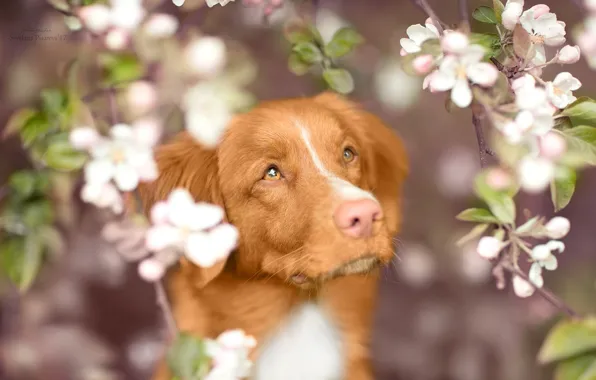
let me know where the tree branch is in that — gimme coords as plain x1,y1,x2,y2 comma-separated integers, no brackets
472,110,489,168
155,280,178,337
411,0,445,35
458,0,470,33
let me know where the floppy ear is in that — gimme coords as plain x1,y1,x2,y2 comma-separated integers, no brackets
314,92,409,235
135,131,228,288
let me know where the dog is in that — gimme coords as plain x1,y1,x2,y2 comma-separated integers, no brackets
137,91,408,380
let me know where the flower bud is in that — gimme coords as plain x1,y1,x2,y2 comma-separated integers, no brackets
544,216,571,239
185,37,227,77
512,275,535,298
557,45,581,64
486,168,513,190
138,258,165,282
412,54,434,75
172,0,185,6
531,244,551,261
105,28,129,50
69,127,100,150
501,0,524,30
127,81,158,115
539,132,567,159
476,236,503,259
144,13,179,38
518,156,555,194
78,4,112,34
441,31,469,54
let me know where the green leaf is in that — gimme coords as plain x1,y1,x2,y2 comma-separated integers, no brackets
324,27,364,59
560,126,596,166
8,171,37,199
283,18,323,45
456,208,499,223
292,41,324,64
551,167,577,212
44,133,87,171
493,0,505,22
400,52,422,76
22,200,54,229
456,223,489,247
472,6,498,24
167,332,210,379
419,38,442,57
0,236,45,292
562,97,596,127
322,68,355,94
516,216,541,235
20,113,51,147
555,354,596,380
288,52,311,76
100,53,146,86
469,33,501,58
41,88,68,118
539,317,596,364
3,108,37,139
473,172,516,225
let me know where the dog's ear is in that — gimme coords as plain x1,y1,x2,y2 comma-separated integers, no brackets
135,131,228,288
314,91,409,235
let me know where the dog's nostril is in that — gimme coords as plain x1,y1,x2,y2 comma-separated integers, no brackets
350,217,361,227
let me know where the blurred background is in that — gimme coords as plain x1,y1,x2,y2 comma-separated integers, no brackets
0,0,595,379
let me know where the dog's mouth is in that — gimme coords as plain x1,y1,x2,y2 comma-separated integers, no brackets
290,255,382,288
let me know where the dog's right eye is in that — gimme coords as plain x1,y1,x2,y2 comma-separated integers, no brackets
263,165,282,181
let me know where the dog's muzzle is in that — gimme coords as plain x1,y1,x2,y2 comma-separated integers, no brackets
290,255,382,288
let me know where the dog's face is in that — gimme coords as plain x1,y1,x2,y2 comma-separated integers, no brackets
139,92,408,288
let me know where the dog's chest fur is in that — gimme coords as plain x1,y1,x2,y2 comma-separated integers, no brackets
251,303,344,380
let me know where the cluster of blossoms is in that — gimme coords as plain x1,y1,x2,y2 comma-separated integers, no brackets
576,0,596,68
204,330,257,380
476,216,570,297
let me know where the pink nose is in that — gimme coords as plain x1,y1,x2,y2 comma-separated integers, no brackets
333,199,383,238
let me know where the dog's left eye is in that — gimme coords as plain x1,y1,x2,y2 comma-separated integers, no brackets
343,147,356,163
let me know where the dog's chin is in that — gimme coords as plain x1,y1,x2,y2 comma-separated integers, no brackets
289,255,382,289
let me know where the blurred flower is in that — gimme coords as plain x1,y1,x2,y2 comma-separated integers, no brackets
145,189,238,268
205,329,256,380
512,74,555,136
70,127,101,150
519,5,566,64
476,236,503,259
127,81,158,115
577,17,596,68
138,258,166,282
486,167,513,190
512,275,535,298
185,37,227,77
460,243,492,284
518,156,554,193
81,182,123,214
316,8,348,43
395,243,436,288
545,72,581,109
427,44,498,108
144,13,179,39
436,147,478,197
502,0,524,30
172,0,185,6
529,240,564,287
206,0,236,8
183,82,233,147
440,31,469,54
110,0,146,30
81,124,158,192
539,132,567,159
587,0,596,11
105,28,129,50
399,18,440,56
374,57,422,111
556,45,581,64
544,216,571,239
78,4,112,34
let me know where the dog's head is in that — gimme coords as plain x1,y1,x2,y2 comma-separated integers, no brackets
138,92,408,289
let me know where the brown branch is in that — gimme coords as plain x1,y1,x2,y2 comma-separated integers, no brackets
472,110,489,168
155,280,178,337
458,0,470,33
411,0,445,35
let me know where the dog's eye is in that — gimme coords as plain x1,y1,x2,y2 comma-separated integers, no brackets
263,165,282,181
343,147,356,163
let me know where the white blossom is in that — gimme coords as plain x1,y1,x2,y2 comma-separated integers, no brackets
138,258,166,282
206,0,237,8
185,37,227,77
528,240,564,287
105,28,129,50
441,31,469,54
556,45,581,64
81,181,123,214
586,0,596,12
144,13,179,39
204,329,256,380
502,0,524,30
577,17,596,69
476,236,503,259
412,54,434,74
512,275,535,298
518,156,555,193
545,72,581,109
519,5,566,64
172,0,185,6
539,132,567,159
427,44,498,108
69,127,101,150
399,18,440,55
110,0,146,31
126,81,158,115
183,82,233,148
78,4,112,34
544,216,571,239
512,74,555,136
145,189,238,268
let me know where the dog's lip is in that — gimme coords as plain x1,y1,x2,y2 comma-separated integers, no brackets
290,254,382,286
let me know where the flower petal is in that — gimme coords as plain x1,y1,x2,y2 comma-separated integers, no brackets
114,164,140,191
542,254,558,271
528,262,544,288
466,62,498,86
450,78,472,108
185,231,218,267
399,38,421,54
84,159,115,185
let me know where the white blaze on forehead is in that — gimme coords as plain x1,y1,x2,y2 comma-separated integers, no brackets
297,123,378,203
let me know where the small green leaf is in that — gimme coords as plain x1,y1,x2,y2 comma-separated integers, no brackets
515,216,541,235
560,126,596,166
555,354,596,380
167,332,210,379
322,68,355,94
473,171,516,225
283,18,323,45
44,133,87,171
0,236,45,292
539,317,596,364
100,53,146,86
292,41,324,64
562,97,596,127
288,52,311,76
456,208,500,223
469,33,501,58
3,108,37,139
493,0,505,22
20,113,51,147
41,88,68,118
400,52,422,76
472,6,498,24
551,167,577,212
456,223,489,247
22,200,54,229
324,27,364,59
8,171,38,199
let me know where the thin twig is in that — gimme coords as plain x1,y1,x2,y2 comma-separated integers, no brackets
502,262,580,319
458,0,470,33
472,110,489,168
155,280,178,337
411,0,445,35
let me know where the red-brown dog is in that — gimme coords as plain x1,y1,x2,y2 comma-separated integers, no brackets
138,92,408,380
